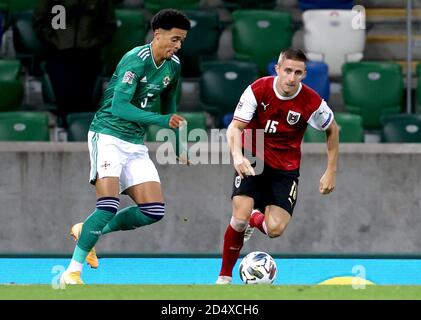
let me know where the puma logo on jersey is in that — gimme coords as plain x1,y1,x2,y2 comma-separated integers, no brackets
261,102,270,111
140,76,147,83
235,176,241,188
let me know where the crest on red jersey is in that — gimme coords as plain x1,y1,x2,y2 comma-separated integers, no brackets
287,110,301,125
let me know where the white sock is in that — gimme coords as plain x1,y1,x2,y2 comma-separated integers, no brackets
67,259,83,272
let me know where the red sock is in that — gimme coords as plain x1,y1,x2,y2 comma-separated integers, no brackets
219,224,245,277
249,210,267,234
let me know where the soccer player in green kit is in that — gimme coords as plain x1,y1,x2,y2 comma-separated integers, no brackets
60,9,191,285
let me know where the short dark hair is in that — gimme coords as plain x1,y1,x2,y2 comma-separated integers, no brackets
278,48,307,64
151,9,191,31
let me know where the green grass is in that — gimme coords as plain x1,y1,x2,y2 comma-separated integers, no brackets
1,285,421,300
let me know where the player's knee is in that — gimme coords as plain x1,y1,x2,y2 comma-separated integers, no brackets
138,202,165,223
266,223,287,238
230,216,248,232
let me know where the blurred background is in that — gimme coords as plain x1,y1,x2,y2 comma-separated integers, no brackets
0,0,420,256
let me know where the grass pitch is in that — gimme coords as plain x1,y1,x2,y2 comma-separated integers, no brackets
1,284,421,300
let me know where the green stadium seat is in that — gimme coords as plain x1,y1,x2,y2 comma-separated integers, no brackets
304,112,364,143
0,111,50,141
222,0,277,10
102,9,146,76
381,114,421,143
143,0,201,12
303,126,325,143
200,60,259,127
232,10,293,76
335,113,364,142
0,59,24,111
145,111,207,142
177,10,221,78
65,112,95,142
342,62,404,130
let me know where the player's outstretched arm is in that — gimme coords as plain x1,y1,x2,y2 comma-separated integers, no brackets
111,92,173,127
320,119,339,194
227,120,255,179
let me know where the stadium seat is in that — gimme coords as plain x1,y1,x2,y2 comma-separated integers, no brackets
298,0,354,10
200,60,259,127
304,112,364,143
0,59,24,111
65,112,95,142
303,9,365,77
145,111,207,142
143,0,201,12
102,9,146,76
222,0,277,10
266,60,277,76
11,10,45,73
303,61,330,102
0,111,50,141
232,10,293,76
222,113,233,128
335,112,364,142
177,10,221,78
342,62,403,130
303,126,325,142
381,114,421,143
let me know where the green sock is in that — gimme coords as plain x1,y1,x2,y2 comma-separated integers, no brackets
72,208,115,263
102,206,157,234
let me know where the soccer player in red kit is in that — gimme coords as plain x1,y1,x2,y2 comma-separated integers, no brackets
216,48,339,284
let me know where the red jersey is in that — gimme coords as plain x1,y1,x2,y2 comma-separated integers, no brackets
233,76,334,171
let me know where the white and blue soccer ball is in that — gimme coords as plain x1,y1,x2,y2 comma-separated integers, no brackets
239,251,277,284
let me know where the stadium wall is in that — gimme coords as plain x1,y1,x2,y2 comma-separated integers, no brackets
0,142,420,255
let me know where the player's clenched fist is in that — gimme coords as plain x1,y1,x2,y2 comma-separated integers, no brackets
169,114,186,129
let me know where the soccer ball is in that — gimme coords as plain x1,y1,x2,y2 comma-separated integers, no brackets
239,251,277,284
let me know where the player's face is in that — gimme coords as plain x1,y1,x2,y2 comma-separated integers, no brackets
154,28,187,61
275,58,306,96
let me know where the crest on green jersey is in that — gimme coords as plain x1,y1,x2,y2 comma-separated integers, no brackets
122,71,135,84
163,75,171,87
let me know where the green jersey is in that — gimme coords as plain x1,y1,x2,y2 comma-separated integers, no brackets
90,43,180,144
